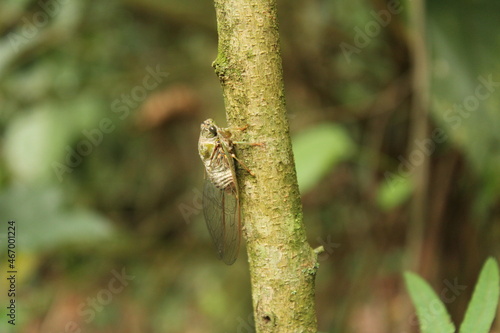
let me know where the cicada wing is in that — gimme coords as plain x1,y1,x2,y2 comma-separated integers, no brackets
202,179,241,265
220,185,240,265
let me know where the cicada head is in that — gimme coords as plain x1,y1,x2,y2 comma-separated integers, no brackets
200,118,218,139
198,119,219,162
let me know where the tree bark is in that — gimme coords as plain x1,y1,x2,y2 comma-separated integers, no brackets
212,0,319,332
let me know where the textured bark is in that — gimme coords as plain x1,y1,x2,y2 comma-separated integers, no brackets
212,1,319,332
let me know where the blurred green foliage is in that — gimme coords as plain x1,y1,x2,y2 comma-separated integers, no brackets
376,176,413,210
0,185,113,251
293,123,354,193
428,0,500,224
0,0,499,332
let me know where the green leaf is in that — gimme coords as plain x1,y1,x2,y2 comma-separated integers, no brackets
3,97,107,184
404,271,455,333
4,107,70,183
377,176,413,210
459,257,500,333
292,123,354,194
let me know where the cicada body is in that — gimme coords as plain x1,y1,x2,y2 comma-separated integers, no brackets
198,119,241,264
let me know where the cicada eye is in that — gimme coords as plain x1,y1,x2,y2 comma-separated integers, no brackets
209,125,217,136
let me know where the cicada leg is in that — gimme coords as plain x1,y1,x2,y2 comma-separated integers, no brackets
232,141,264,147
231,141,264,177
229,152,256,176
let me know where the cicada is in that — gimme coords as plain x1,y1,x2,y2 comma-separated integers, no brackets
198,118,251,264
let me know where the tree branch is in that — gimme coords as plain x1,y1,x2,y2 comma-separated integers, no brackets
212,0,318,332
